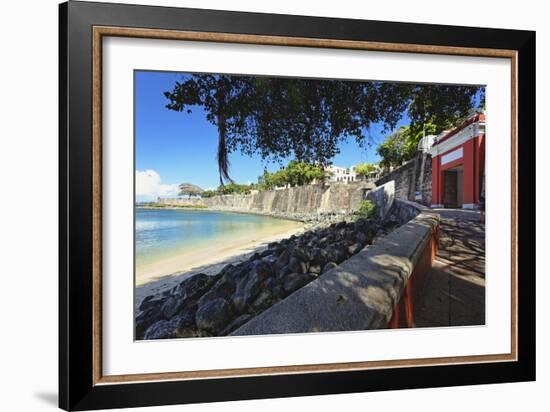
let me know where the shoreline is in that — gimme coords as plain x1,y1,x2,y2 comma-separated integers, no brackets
136,205,310,224
135,222,304,304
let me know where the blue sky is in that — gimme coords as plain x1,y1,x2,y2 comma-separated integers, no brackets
135,70,409,201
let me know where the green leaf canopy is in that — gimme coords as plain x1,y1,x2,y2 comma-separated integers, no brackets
164,74,482,183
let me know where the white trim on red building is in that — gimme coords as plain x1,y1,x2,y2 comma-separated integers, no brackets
427,113,486,209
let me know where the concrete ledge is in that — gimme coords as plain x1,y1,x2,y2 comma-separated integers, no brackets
231,201,440,336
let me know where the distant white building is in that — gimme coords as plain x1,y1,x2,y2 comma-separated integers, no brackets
325,164,383,183
326,165,358,183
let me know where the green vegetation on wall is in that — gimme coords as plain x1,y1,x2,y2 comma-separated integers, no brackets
354,163,379,180
377,122,440,168
356,200,378,219
202,182,256,197
192,161,326,199
258,161,327,191
217,182,255,195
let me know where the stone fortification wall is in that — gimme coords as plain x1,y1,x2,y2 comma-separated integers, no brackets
375,154,432,206
158,181,374,216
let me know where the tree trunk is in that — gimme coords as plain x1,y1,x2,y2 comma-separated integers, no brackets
216,79,230,185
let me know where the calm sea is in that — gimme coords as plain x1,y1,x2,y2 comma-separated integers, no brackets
135,208,295,268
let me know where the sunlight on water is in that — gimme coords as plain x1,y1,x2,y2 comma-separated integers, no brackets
135,209,295,269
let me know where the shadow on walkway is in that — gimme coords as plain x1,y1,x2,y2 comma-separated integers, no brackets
415,209,486,327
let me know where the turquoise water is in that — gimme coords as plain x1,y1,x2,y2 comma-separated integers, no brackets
135,208,296,268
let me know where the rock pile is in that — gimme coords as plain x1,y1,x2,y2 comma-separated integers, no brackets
136,217,399,340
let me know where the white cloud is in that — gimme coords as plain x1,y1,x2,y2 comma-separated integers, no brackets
136,170,179,201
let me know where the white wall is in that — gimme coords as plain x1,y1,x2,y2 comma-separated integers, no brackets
0,1,547,411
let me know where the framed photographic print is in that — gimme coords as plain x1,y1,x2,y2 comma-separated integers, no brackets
59,1,535,410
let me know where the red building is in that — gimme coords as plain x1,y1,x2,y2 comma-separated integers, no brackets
428,113,486,209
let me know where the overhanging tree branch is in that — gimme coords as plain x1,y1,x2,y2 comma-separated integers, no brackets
164,74,482,183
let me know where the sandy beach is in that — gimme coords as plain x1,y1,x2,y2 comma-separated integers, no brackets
135,220,304,304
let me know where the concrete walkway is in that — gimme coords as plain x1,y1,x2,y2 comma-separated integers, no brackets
414,209,486,327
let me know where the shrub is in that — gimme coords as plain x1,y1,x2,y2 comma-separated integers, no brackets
257,161,328,191
201,190,218,198
357,200,378,219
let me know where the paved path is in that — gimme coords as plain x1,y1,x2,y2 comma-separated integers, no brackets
414,209,486,327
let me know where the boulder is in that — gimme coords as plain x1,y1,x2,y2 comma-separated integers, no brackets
347,242,362,256
325,247,340,264
335,221,346,229
288,257,308,274
218,264,237,280
143,310,206,340
272,284,284,300
173,311,204,338
197,280,235,308
218,263,248,285
274,249,290,270
261,255,278,267
309,264,322,275
318,237,329,247
160,296,184,319
354,217,370,232
291,246,310,262
355,231,368,245
310,248,328,267
138,295,164,312
172,273,215,301
249,252,261,261
283,273,316,294
276,264,292,279
259,249,274,258
344,230,357,242
254,260,274,278
135,307,162,339
231,269,265,313
195,298,232,334
143,318,179,340
322,262,338,274
334,244,349,262
251,290,273,311
219,314,253,336
175,328,210,339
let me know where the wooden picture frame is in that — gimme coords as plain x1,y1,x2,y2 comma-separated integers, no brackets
59,1,535,410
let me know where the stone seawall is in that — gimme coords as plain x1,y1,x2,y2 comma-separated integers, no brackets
158,181,374,217
376,154,432,206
